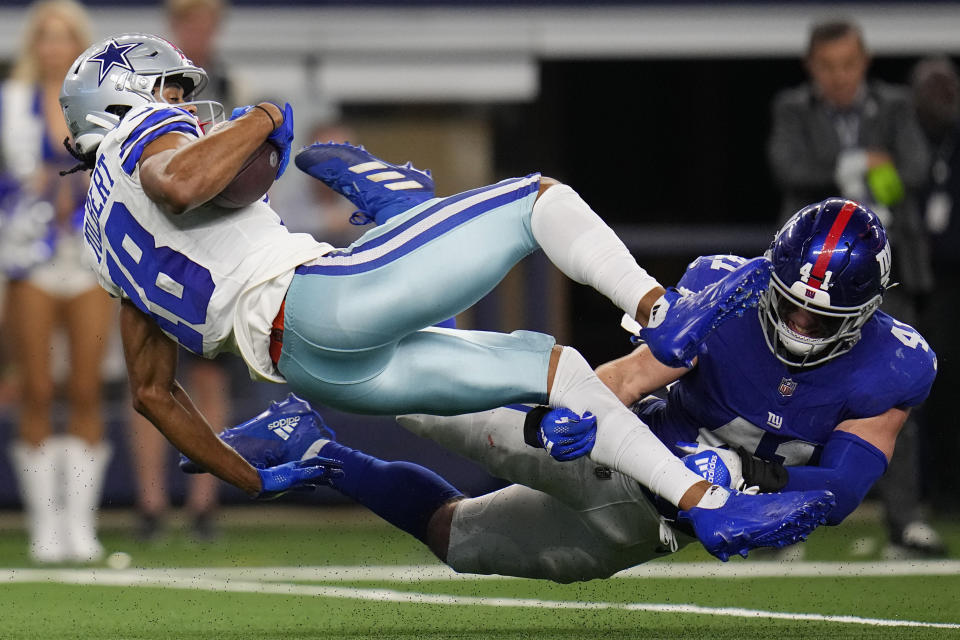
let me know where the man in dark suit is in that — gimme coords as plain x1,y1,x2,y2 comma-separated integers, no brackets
768,18,944,558
768,19,931,296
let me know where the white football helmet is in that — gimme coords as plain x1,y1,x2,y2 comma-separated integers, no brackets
60,33,223,156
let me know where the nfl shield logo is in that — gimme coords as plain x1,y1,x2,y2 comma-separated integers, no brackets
778,377,797,397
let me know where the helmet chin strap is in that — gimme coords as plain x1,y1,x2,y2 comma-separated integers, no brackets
85,112,120,130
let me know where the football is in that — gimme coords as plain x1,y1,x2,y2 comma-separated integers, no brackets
210,141,280,208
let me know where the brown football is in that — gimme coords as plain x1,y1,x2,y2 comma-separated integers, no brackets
210,141,280,208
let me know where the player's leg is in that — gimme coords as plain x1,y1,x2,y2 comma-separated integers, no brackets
399,408,692,580
284,329,832,559
399,406,647,511
179,393,677,580
298,144,660,324
319,440,464,548
287,174,660,354
295,143,772,369
178,394,464,549
441,483,683,582
282,174,542,359
281,327,553,415
530,178,661,322
283,316,825,526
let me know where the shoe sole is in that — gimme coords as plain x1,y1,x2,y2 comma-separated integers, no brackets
295,147,361,185
700,259,773,332
712,494,835,561
645,258,773,368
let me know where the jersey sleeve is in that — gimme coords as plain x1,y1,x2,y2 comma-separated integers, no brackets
886,321,938,409
676,254,749,293
848,313,938,417
117,105,201,175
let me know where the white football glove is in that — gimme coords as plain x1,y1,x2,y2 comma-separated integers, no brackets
677,442,757,494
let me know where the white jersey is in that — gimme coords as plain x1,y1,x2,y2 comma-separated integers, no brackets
82,103,332,382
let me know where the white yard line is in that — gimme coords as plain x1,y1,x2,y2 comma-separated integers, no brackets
5,560,960,584
0,564,960,629
1,562,959,630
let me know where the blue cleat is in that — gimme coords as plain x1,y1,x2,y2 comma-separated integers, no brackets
180,393,336,472
294,142,435,225
678,487,836,562
639,256,774,368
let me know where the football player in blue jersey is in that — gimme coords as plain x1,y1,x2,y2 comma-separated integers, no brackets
396,197,937,578
60,33,835,557
187,197,936,581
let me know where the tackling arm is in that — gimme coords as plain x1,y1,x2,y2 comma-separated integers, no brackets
138,102,283,215
594,344,689,405
120,299,263,495
740,408,907,525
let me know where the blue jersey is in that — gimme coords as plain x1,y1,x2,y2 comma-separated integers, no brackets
638,254,937,466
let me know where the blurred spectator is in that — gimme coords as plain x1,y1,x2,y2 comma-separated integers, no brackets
911,56,960,516
126,0,243,544
0,0,113,564
166,0,240,108
768,18,944,557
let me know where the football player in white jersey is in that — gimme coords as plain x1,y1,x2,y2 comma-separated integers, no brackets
60,33,835,558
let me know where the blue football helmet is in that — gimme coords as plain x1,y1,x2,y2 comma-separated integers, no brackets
60,33,223,155
759,198,891,367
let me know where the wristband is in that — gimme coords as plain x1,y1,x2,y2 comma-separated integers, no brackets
253,104,278,131
523,405,552,448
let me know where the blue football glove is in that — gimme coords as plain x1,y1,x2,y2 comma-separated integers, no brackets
255,455,343,500
537,408,597,461
230,102,294,178
229,105,253,121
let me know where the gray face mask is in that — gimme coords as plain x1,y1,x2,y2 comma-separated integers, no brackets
60,33,222,155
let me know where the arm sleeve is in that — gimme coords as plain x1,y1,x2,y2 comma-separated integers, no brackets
783,430,889,525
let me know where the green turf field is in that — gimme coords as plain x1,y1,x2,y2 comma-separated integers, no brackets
1,505,958,639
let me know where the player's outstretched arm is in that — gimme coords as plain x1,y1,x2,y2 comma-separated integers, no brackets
733,409,906,525
138,101,283,215
119,300,263,495
594,344,689,406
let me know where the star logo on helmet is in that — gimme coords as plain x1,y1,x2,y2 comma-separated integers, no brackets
88,40,140,86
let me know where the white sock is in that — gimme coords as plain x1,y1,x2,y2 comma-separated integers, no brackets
548,347,703,506
302,439,331,460
531,183,661,317
695,484,731,509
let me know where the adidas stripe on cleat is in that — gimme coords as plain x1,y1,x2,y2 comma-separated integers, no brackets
295,142,435,225
179,393,336,473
